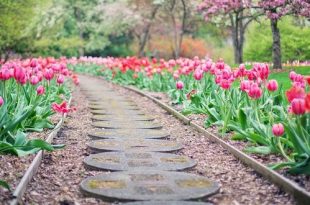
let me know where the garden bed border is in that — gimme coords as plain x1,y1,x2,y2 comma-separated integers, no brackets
122,84,310,205
9,96,73,205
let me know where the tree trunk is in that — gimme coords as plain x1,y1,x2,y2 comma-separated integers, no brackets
231,13,243,64
270,19,282,69
138,6,159,57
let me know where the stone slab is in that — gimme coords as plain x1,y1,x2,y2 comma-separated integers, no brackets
91,115,155,122
88,129,169,139
91,110,145,116
87,139,183,152
123,201,213,205
80,170,219,201
89,104,139,111
91,121,162,129
84,152,196,171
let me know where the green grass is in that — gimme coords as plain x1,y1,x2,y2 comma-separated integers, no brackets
269,66,310,90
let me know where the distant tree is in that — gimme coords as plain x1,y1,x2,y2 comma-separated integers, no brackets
0,0,40,60
259,0,310,69
198,0,261,64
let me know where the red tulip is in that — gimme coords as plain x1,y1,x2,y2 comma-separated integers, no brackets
291,98,306,115
305,76,310,85
36,85,45,95
0,96,4,107
52,101,70,114
286,86,305,103
176,81,184,90
266,80,278,92
272,123,284,137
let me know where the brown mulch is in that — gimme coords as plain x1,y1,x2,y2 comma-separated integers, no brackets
0,114,60,202
144,89,310,194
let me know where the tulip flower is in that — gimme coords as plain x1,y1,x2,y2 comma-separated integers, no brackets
306,93,310,112
30,76,39,85
176,81,184,90
286,86,305,103
56,74,65,84
52,101,70,114
193,69,203,81
36,85,45,95
0,68,11,80
272,123,284,137
305,76,310,85
291,98,306,115
248,83,262,99
266,80,278,92
0,96,4,107
44,69,54,81
14,66,26,84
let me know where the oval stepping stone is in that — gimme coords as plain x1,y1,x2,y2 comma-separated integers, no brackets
84,152,196,171
91,110,145,116
80,170,219,201
89,105,139,111
87,139,183,152
88,129,169,139
92,121,162,129
92,115,155,122
89,101,137,107
123,201,213,205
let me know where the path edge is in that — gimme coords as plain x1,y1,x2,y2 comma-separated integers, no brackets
122,84,310,205
9,96,73,205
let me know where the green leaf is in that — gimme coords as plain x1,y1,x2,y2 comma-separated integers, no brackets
238,109,247,130
0,180,10,191
244,146,272,155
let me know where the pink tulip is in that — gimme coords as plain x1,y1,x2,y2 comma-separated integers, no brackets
36,85,45,95
240,80,251,92
0,68,11,80
266,80,278,92
289,71,297,81
14,66,26,84
57,75,65,84
272,123,284,136
291,98,306,115
220,80,231,90
193,69,203,81
176,81,184,90
30,75,39,85
0,96,4,107
248,83,262,99
44,69,54,81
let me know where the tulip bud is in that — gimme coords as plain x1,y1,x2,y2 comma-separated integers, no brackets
291,98,306,115
36,85,45,95
266,80,278,92
272,123,284,136
176,81,184,90
57,74,65,84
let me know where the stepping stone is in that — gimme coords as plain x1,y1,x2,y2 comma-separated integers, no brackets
87,139,183,152
84,152,196,171
92,115,155,122
91,121,162,129
89,105,139,110
80,170,219,201
90,110,145,115
88,129,169,139
123,201,213,205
